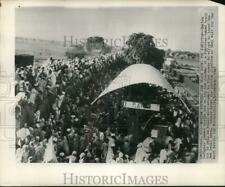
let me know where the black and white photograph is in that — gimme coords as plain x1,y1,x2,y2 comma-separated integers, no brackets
0,0,225,186
14,6,204,164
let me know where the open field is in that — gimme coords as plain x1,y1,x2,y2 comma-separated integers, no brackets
16,37,67,60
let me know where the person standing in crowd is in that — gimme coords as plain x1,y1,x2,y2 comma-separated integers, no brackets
15,54,198,163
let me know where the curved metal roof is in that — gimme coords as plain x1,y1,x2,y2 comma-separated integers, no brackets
92,63,174,104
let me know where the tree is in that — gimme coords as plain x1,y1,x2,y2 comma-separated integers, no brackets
125,33,165,70
65,45,87,59
86,36,105,52
101,44,112,54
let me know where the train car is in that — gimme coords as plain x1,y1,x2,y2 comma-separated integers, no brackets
15,54,34,68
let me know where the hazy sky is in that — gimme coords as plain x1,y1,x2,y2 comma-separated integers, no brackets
16,7,202,52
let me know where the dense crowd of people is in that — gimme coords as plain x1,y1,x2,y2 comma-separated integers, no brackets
15,53,198,163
